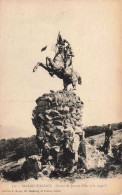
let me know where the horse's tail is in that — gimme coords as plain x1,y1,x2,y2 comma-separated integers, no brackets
78,76,82,85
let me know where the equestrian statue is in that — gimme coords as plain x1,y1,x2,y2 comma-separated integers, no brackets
33,32,82,91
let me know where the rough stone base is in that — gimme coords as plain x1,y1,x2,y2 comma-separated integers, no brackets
30,90,106,177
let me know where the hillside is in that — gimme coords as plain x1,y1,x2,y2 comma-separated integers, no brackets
84,122,122,137
0,129,121,181
86,129,122,149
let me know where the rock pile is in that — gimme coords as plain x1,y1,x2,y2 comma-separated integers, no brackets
22,155,42,179
31,90,106,177
112,143,121,163
32,90,84,173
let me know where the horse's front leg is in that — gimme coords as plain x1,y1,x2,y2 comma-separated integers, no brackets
33,62,40,72
46,57,49,67
46,57,55,77
46,57,52,68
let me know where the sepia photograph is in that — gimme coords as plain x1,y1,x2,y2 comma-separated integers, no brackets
0,0,121,195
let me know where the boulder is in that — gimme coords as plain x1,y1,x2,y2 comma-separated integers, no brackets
42,165,55,176
21,155,42,179
48,110,60,117
78,141,106,170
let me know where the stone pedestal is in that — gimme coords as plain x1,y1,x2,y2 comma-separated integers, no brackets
32,90,84,172
32,90,106,176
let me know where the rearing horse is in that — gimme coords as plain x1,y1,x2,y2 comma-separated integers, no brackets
33,36,82,90
33,57,82,91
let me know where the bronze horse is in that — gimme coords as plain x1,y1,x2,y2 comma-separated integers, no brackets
33,33,82,90
33,56,82,91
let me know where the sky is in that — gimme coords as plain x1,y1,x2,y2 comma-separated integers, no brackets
0,0,121,139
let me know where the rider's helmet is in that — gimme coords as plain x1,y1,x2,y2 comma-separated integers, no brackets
57,32,65,46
